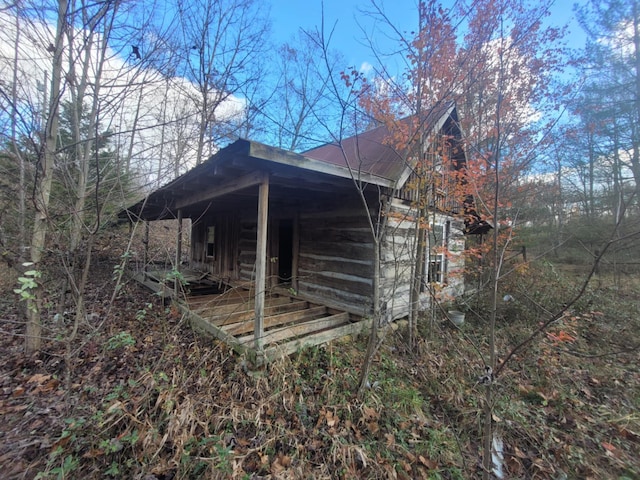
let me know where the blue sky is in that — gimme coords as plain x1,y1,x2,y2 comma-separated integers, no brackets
270,0,419,67
270,0,589,73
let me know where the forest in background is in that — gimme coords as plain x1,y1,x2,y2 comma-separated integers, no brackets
1,0,639,478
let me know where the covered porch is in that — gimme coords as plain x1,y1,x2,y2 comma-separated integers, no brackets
134,269,370,364
121,139,382,363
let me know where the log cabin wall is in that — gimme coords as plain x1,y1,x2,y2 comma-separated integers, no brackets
296,206,375,316
380,199,465,322
201,197,377,317
187,195,463,321
190,214,241,281
238,220,257,282
380,200,416,322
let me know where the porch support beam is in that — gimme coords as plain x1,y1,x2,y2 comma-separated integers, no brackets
143,220,149,278
175,209,183,296
254,174,270,358
175,171,266,210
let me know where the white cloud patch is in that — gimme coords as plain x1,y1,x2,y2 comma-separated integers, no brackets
359,61,373,75
0,9,245,188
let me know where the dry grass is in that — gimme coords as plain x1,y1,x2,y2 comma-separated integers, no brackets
0,251,638,479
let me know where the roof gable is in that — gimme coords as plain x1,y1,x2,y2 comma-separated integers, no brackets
120,103,463,221
304,102,458,188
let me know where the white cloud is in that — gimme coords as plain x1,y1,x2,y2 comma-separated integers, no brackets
359,61,373,75
0,9,245,187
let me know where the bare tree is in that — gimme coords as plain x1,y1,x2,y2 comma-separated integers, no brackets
1,0,172,354
22,0,66,354
264,30,344,151
175,0,270,162
333,1,569,476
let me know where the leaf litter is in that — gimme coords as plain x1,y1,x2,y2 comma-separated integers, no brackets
0,253,638,478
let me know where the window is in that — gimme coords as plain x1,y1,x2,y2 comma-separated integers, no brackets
422,221,450,288
427,254,444,283
206,226,215,259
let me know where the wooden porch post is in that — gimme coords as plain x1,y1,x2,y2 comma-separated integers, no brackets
176,209,183,271
175,209,183,297
143,220,149,278
254,175,269,357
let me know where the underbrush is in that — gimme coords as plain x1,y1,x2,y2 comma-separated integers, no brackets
0,261,638,479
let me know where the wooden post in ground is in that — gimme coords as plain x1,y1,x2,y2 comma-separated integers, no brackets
143,220,149,279
175,209,183,296
254,174,270,362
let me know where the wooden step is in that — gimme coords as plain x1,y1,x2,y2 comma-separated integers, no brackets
238,312,350,346
263,317,371,360
223,305,328,337
209,300,310,327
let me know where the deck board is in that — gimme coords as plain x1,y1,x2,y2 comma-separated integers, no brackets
133,269,368,364
238,312,349,346
222,305,328,336
187,289,253,307
193,295,294,318
264,318,371,361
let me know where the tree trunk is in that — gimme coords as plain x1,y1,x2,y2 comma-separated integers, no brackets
409,185,426,348
25,0,67,354
357,237,381,397
11,7,26,261
632,1,640,201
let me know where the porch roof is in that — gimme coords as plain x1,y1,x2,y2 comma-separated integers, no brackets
119,102,461,222
119,138,393,222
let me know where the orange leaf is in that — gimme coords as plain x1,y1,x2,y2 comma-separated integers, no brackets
362,406,379,420
325,410,339,427
418,455,437,469
35,378,60,394
82,448,105,459
27,373,51,384
618,427,640,442
367,421,379,434
12,386,25,397
385,433,395,447
602,442,616,452
515,446,528,459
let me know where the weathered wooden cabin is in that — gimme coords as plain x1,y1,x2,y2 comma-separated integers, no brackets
121,103,487,362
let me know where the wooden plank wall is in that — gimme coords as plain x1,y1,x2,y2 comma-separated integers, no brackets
381,200,418,322
186,198,465,321
232,205,376,316
191,215,241,281
296,207,374,316
238,221,257,281
380,199,466,322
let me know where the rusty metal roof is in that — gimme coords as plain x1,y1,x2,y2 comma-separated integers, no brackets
120,103,460,221
304,102,456,185
303,125,408,183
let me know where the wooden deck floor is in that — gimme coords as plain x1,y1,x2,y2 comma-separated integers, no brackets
133,270,370,363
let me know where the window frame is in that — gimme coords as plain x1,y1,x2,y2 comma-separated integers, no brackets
206,225,216,259
422,220,451,289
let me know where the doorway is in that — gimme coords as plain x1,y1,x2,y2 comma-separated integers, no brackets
278,219,294,284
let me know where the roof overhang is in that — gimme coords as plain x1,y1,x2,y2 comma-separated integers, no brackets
119,138,392,222
119,103,464,222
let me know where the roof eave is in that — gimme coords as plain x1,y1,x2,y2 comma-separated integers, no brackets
248,141,396,188
395,103,457,189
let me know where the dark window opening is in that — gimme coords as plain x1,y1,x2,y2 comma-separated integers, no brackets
427,255,444,284
206,226,215,259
